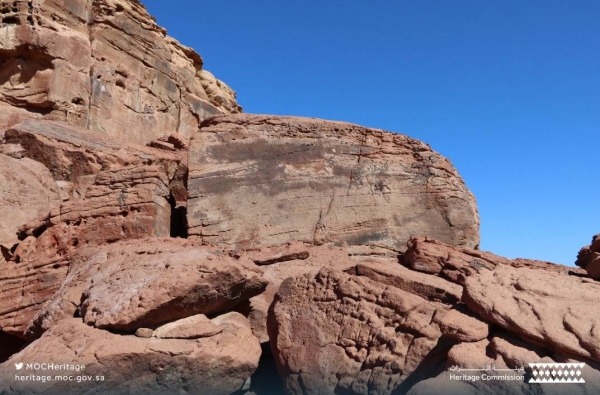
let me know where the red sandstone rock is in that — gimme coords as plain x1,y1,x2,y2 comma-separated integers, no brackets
576,234,600,280
0,154,61,258
239,244,355,343
267,269,452,394
404,237,584,284
463,266,600,363
0,315,261,395
153,314,222,339
27,238,267,335
188,114,480,253
0,0,240,144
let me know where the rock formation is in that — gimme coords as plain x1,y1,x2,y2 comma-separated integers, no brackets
0,1,598,395
0,0,240,144
576,234,600,279
188,114,480,254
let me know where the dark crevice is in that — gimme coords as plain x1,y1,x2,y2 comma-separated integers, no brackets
0,331,30,363
244,343,286,395
168,194,188,238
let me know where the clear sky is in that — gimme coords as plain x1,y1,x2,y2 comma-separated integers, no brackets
143,1,599,266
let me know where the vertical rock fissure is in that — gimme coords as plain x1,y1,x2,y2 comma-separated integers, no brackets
168,193,188,239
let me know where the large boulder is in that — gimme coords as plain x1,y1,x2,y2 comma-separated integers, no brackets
188,114,480,253
26,238,267,336
463,266,600,363
267,268,455,395
0,0,240,143
0,314,261,395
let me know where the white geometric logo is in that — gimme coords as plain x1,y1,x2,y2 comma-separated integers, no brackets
529,363,585,383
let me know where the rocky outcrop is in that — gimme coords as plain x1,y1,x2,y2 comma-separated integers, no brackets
0,0,240,144
188,114,480,253
576,234,600,279
404,236,583,284
268,268,454,395
268,238,600,395
0,119,188,338
463,266,600,362
0,315,261,395
0,153,61,257
27,238,267,336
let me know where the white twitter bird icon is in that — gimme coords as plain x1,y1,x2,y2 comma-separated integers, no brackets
15,363,23,370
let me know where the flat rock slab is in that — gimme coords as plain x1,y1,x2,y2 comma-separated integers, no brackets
188,114,480,252
0,314,261,395
463,266,600,363
154,314,222,339
27,238,267,335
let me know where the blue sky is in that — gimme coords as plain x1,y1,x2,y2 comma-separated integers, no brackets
143,1,599,265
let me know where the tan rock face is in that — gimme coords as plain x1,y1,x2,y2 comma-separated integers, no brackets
0,0,240,144
27,238,267,335
188,114,480,253
463,266,600,363
0,315,261,395
0,154,60,246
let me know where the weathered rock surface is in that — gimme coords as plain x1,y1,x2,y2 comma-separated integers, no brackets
268,268,453,395
0,119,189,338
349,258,463,305
188,114,480,253
0,314,261,395
0,0,240,144
437,306,489,342
463,266,600,363
238,244,355,343
408,331,600,395
27,238,267,336
404,237,584,284
154,314,223,339
0,153,60,252
576,234,600,279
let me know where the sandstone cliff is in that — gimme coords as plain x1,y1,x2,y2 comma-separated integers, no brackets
0,1,598,395
0,0,241,144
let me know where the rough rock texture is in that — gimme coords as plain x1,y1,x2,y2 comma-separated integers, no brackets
27,238,267,336
154,314,223,339
268,268,454,395
463,266,600,362
408,331,600,395
0,315,261,395
576,234,600,279
404,236,584,284
188,114,480,253
236,244,355,343
0,153,60,253
0,0,241,144
0,120,187,338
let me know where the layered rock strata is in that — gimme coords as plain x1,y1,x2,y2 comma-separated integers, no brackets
188,114,480,253
0,0,240,144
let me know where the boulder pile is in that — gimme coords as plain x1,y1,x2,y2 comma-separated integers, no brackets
0,1,598,395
